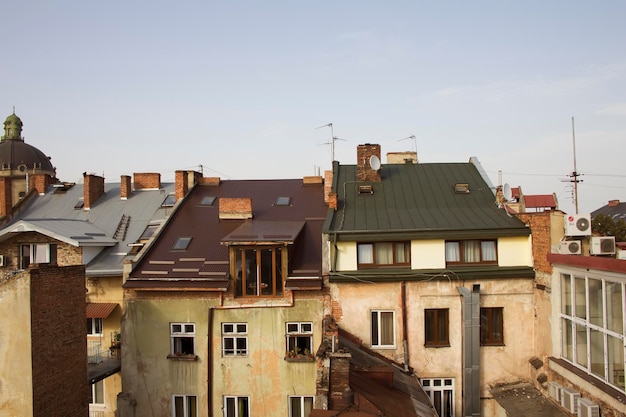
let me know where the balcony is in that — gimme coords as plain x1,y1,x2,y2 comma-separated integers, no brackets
87,342,121,384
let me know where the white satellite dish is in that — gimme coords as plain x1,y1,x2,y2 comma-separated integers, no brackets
369,155,381,171
503,183,512,201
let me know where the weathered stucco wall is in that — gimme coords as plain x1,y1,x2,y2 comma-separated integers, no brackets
0,272,34,417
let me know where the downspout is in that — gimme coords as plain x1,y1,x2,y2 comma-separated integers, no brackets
401,281,409,372
208,307,214,417
457,284,481,417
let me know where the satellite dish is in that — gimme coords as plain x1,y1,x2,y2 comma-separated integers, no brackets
503,183,512,201
369,155,381,171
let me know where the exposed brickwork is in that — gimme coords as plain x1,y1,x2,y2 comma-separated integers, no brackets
121,175,132,199
303,176,323,185
0,176,12,218
0,232,82,270
175,170,189,201
516,212,553,274
328,193,338,210
84,173,105,210
133,172,161,190
324,170,333,203
356,144,381,182
30,264,89,417
219,197,252,219
29,173,53,195
199,176,220,185
329,354,352,410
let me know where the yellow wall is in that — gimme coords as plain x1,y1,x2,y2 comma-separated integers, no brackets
497,236,533,267
0,273,34,417
335,241,357,270
411,239,446,269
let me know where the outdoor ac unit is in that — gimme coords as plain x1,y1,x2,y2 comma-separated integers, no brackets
577,398,600,417
558,241,581,255
560,387,580,414
564,214,592,236
590,236,616,255
548,381,562,403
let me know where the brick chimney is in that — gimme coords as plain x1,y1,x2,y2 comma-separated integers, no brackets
175,170,203,201
120,175,132,200
133,173,161,190
84,173,105,210
608,199,620,207
29,173,53,195
329,353,353,410
219,198,252,220
356,144,382,182
0,177,12,218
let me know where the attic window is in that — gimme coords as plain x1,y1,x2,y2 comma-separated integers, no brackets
275,197,291,206
200,196,216,206
454,183,470,194
162,194,176,207
172,237,192,250
358,185,373,195
140,224,159,240
74,200,85,210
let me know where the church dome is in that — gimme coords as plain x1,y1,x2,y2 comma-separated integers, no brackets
0,112,55,174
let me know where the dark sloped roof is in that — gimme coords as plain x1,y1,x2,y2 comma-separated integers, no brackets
0,137,55,172
325,161,529,240
127,179,327,289
592,201,626,221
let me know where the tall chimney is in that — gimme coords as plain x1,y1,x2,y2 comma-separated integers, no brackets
120,175,132,200
356,144,381,182
133,173,161,190
175,170,203,201
30,173,53,195
84,173,105,210
0,177,12,218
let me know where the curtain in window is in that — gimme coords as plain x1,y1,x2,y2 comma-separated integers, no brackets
34,244,48,263
481,241,496,261
437,310,448,342
395,242,407,263
376,243,393,264
463,240,480,262
445,242,459,262
358,244,374,264
380,311,394,345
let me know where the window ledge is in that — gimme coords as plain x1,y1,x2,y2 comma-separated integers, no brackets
481,343,505,347
284,356,315,362
424,344,451,348
167,354,198,361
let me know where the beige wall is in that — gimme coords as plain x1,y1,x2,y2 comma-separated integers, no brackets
498,236,533,266
122,296,322,417
0,272,34,417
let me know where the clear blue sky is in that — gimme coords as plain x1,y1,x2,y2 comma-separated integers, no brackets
3,1,625,215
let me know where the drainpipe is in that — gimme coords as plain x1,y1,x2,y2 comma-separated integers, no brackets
457,284,481,417
208,307,214,417
401,281,409,372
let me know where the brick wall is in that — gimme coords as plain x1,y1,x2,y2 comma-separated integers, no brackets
329,353,352,410
0,232,82,270
29,173,54,195
516,212,553,274
30,264,89,417
121,175,132,199
133,172,161,190
84,174,105,210
219,198,252,219
356,144,381,182
0,176,12,218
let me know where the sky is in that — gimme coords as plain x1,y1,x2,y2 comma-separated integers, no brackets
2,1,625,215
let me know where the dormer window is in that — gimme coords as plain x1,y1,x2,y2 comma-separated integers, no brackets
233,246,284,297
445,240,496,264
357,242,410,268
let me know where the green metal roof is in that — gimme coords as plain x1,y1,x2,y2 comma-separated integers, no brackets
324,160,530,240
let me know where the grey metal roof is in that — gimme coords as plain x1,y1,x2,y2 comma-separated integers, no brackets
324,160,530,240
0,180,175,276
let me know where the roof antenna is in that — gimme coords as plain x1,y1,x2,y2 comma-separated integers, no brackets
562,117,583,214
316,123,347,164
397,135,416,153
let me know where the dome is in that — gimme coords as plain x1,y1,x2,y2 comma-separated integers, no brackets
0,112,55,174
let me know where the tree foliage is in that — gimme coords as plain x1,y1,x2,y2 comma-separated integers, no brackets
592,214,626,242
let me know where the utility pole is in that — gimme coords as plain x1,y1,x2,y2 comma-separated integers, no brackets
568,117,583,214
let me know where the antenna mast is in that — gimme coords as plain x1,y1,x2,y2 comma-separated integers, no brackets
316,122,346,164
568,117,583,213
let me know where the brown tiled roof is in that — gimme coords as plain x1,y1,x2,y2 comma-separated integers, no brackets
86,302,118,318
524,194,557,209
127,179,327,289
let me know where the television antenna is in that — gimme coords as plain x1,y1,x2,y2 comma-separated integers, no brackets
316,122,347,163
561,117,583,213
397,135,417,153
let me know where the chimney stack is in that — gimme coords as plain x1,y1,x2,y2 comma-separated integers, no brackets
0,177,12,218
356,144,382,182
120,175,132,200
133,173,161,190
84,173,105,210
30,173,53,195
219,198,252,220
175,170,203,201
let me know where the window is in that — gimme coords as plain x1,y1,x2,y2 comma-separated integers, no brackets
140,224,159,240
200,196,216,206
289,396,313,417
371,310,395,348
445,240,496,264
421,378,454,417
286,322,313,357
162,194,176,207
172,237,192,250
275,196,291,206
87,318,103,336
89,380,104,406
480,307,504,346
560,272,625,391
222,323,248,356
224,396,249,417
170,323,195,357
425,309,449,347
234,246,284,297
173,395,197,417
20,243,57,269
357,242,410,267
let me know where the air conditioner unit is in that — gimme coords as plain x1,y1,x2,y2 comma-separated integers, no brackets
558,241,581,255
560,387,580,414
577,398,600,417
590,236,616,255
564,214,591,236
547,381,562,403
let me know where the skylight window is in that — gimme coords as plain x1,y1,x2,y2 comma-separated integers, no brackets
275,197,291,206
200,196,216,206
74,200,85,209
454,183,470,194
162,194,176,207
140,224,159,240
172,237,192,250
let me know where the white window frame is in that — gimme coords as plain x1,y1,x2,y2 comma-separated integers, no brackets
222,323,248,356
559,271,626,391
172,394,197,417
288,395,314,417
170,323,196,357
421,378,455,417
371,310,396,348
87,318,103,336
89,379,105,406
224,396,250,417
286,322,313,356
20,243,57,268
